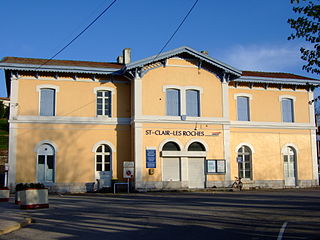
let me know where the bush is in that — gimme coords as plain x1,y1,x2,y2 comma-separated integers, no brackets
16,183,46,191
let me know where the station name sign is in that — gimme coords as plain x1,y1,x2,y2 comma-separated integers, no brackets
145,130,220,137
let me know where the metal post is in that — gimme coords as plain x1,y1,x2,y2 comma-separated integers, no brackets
127,178,129,193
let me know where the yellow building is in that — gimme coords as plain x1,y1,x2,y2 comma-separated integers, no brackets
0,46,319,192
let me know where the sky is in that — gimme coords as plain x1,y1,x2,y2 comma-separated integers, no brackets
0,0,318,98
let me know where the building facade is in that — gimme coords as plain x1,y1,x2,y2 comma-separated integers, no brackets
0,46,319,192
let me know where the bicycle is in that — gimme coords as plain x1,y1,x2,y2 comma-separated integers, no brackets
231,176,243,191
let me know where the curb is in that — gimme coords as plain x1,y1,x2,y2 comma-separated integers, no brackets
0,217,33,235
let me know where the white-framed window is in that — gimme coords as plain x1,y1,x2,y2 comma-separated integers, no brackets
37,143,55,183
187,142,206,151
166,88,181,116
96,90,112,117
186,89,200,117
40,89,55,116
164,86,202,117
237,145,252,179
95,144,111,172
281,98,294,122
36,85,59,117
237,96,250,121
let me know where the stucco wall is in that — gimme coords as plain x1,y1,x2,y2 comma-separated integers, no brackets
15,123,131,184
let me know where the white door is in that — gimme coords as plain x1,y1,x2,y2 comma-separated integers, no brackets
163,157,180,181
284,147,296,187
37,144,55,183
188,158,205,188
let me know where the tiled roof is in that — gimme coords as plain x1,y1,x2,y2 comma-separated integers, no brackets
125,46,242,78
242,70,317,81
0,57,123,69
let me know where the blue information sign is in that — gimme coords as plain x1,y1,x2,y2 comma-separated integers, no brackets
146,149,156,168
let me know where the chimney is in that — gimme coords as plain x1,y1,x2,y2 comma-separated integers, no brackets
117,55,124,64
201,50,208,55
123,48,131,64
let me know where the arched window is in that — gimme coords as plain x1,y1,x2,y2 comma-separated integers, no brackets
162,141,181,182
162,142,181,151
37,144,55,183
95,144,111,172
188,142,206,151
237,145,252,179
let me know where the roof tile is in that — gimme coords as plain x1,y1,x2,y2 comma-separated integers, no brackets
0,57,123,69
242,70,317,80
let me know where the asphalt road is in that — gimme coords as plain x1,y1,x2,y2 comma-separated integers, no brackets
1,189,320,240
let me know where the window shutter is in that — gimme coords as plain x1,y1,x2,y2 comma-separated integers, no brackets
186,90,200,117
237,96,249,121
166,89,180,116
163,158,180,181
105,91,112,117
282,98,294,122
40,89,55,116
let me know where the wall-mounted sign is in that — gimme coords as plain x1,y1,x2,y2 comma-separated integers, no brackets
145,129,220,137
123,161,134,178
206,160,226,174
237,156,243,163
146,149,156,168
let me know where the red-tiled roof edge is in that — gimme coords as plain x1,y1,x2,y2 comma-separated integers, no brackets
241,70,318,81
0,56,123,69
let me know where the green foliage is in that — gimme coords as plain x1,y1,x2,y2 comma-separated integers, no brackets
0,119,8,132
0,102,9,119
288,0,320,74
0,102,4,119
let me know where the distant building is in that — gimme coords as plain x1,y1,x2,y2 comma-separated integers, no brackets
0,97,10,108
0,46,319,192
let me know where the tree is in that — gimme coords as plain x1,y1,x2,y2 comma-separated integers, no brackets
288,0,320,75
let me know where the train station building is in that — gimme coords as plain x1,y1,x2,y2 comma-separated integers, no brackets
0,46,319,192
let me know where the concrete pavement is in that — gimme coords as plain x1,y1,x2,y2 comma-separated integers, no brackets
0,189,320,239
0,196,33,235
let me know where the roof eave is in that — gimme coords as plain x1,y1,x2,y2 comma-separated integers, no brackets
236,76,320,86
125,46,242,77
0,63,121,75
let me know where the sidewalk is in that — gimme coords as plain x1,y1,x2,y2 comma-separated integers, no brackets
0,195,33,235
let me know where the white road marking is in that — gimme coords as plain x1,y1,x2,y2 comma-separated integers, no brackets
277,221,288,240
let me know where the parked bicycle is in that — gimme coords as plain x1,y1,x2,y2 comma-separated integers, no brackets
231,176,243,191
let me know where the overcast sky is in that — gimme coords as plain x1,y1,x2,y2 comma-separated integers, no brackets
0,0,317,97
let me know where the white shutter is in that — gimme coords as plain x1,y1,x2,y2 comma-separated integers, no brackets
40,89,55,116
237,96,249,121
166,89,180,116
188,158,205,188
163,158,180,181
186,90,200,116
282,98,294,122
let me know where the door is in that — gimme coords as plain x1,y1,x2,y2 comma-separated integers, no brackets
95,144,112,188
284,147,296,187
162,157,180,181
37,144,55,183
188,158,205,188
